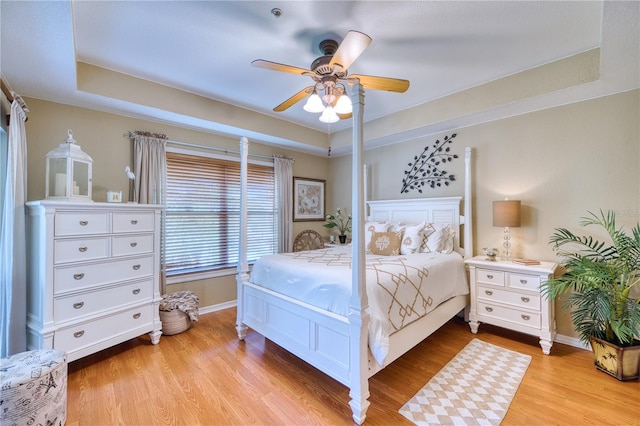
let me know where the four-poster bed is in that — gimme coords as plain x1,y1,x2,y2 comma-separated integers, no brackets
236,83,473,423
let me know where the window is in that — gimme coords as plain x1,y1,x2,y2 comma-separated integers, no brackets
165,150,276,278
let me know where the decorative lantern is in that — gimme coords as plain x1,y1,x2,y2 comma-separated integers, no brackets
45,129,93,202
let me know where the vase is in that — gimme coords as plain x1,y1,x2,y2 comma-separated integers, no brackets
339,235,347,244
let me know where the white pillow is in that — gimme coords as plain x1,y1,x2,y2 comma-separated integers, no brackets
400,221,426,255
365,222,390,252
422,223,452,253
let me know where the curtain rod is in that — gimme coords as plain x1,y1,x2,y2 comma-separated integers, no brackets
125,132,276,161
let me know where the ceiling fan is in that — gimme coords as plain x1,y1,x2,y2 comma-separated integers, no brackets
252,30,410,123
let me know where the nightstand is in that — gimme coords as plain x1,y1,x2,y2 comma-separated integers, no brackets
465,256,558,354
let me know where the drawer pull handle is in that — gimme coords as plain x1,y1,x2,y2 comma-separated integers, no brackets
132,264,141,271
73,302,84,309
131,220,138,225
132,289,141,295
79,220,88,226
520,279,528,284
130,242,138,247
73,330,85,338
521,314,531,321
485,290,493,296
133,313,141,319
73,273,85,280
487,274,494,279
485,307,493,312
521,297,530,303
78,246,88,252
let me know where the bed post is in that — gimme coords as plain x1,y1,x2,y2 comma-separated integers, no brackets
236,136,249,340
464,147,473,259
348,82,371,424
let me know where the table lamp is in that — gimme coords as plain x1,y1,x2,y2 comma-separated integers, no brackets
493,199,521,261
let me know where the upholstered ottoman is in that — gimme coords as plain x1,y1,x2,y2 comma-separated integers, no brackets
0,349,67,426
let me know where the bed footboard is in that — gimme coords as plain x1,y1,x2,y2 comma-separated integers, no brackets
241,282,356,386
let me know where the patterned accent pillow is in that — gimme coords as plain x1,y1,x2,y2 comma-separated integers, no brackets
365,221,390,252
420,223,437,252
369,230,404,256
400,221,426,255
422,223,453,253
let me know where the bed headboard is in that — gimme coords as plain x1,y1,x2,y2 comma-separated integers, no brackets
366,197,470,257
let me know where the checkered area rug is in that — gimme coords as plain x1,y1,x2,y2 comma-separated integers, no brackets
399,339,531,425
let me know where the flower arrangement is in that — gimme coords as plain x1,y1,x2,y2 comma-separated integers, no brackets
323,208,352,236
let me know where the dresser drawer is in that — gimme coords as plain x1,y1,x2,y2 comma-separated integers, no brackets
477,301,541,329
54,237,110,264
476,268,505,286
54,305,154,353
54,279,154,322
113,212,155,233
477,284,541,310
508,273,541,291
55,212,110,236
112,233,154,257
54,255,154,294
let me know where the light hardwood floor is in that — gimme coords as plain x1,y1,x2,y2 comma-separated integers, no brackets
66,308,640,425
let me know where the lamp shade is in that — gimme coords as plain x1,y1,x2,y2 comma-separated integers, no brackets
493,200,521,227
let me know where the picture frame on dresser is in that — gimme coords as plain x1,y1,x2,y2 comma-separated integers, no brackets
25,200,164,362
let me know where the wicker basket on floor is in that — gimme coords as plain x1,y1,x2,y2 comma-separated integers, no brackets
159,308,191,335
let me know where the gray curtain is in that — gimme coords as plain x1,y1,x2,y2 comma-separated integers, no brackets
1,96,28,357
273,155,294,253
133,133,167,204
132,132,167,293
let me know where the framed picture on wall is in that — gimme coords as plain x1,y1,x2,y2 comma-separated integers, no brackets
293,177,326,221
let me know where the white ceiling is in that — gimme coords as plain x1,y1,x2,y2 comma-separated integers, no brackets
1,1,638,149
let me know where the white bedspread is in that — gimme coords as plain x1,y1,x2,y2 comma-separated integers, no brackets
249,245,469,365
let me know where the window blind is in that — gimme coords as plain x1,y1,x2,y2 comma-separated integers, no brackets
165,151,276,276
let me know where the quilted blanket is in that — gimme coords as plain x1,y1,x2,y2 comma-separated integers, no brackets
249,245,468,365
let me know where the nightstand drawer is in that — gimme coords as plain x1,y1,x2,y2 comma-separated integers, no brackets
112,233,154,257
477,301,541,329
113,212,155,233
54,237,110,264
476,268,505,286
508,273,541,291
55,212,110,236
477,284,541,310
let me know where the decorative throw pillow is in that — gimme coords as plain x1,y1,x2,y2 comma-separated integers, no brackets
400,222,426,255
364,221,390,252
369,230,404,256
422,223,451,253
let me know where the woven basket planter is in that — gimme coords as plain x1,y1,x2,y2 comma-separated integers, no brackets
159,309,192,335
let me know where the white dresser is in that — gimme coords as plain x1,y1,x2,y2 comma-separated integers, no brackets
465,256,558,354
26,201,163,362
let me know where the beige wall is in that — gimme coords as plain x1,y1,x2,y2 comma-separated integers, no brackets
23,98,330,308
22,89,640,339
328,89,640,338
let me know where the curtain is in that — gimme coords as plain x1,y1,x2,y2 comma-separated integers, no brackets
132,132,167,293
1,96,28,357
273,155,294,253
133,132,167,204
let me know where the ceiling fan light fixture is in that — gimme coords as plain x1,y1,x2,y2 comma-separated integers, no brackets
334,94,352,114
303,93,324,113
319,106,339,123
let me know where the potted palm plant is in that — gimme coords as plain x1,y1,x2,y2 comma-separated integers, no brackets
324,208,352,244
541,210,640,380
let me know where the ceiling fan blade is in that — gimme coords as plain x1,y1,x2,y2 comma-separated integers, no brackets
252,59,313,76
349,74,410,93
273,86,314,112
329,31,372,71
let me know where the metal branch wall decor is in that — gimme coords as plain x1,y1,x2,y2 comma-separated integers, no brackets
401,133,459,194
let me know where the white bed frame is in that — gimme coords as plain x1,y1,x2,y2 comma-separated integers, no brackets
236,84,473,424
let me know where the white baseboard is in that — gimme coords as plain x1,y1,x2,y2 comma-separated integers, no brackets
554,333,590,350
199,300,237,316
